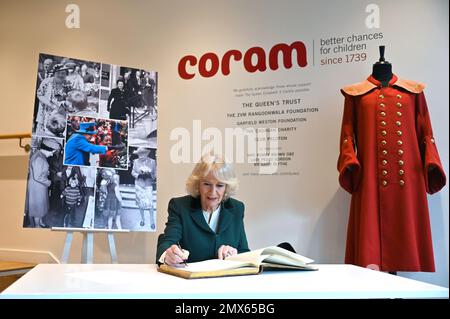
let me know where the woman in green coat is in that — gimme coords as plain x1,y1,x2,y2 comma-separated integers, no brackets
156,154,250,266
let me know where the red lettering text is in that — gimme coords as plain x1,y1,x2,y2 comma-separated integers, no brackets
178,41,308,79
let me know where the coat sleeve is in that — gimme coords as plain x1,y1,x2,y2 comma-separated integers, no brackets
236,202,250,253
337,93,361,194
156,198,183,263
31,155,51,187
76,137,107,155
131,159,141,179
415,92,446,194
107,89,114,111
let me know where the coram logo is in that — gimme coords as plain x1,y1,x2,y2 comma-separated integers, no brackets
178,41,308,79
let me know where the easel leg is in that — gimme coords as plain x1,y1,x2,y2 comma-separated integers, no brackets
82,232,94,264
107,233,118,264
61,231,73,264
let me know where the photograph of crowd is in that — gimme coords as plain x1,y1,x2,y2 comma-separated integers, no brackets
64,115,128,170
32,53,101,138
94,147,156,231
24,53,158,232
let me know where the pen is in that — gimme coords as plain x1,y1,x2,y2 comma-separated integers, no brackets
177,242,188,267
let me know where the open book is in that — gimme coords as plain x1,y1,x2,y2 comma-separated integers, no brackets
158,246,318,279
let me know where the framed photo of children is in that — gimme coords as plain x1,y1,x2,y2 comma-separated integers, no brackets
23,53,158,232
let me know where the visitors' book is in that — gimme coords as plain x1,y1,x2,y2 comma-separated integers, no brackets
157,246,318,279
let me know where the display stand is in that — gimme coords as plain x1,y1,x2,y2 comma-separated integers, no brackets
51,228,129,264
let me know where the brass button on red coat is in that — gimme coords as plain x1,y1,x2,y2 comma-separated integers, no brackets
382,150,388,155
431,138,435,144
396,121,401,126
381,121,387,126
397,111,402,116
382,160,388,165
382,180,388,186
398,149,404,155
396,102,402,108
397,130,402,136
381,140,387,146
399,179,405,186
380,111,386,117
399,169,404,175
382,170,388,176
396,94,402,99
397,140,403,146
398,160,404,166
380,103,386,108
381,130,387,136
343,138,348,143
379,94,385,99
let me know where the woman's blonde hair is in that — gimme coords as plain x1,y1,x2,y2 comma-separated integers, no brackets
186,153,238,200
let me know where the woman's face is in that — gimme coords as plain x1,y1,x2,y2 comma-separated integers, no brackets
199,172,226,212
54,71,67,83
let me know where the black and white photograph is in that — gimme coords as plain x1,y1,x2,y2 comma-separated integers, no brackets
94,147,157,231
23,136,96,229
32,53,101,137
98,64,157,148
63,115,128,170
24,53,158,232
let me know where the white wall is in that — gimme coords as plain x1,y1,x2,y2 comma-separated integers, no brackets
0,0,448,287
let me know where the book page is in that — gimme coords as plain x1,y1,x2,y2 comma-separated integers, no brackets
263,255,305,267
226,246,314,267
260,246,314,264
262,255,318,269
225,249,267,264
174,259,257,273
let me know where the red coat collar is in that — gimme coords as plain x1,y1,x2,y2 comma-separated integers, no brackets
367,74,398,87
341,74,425,96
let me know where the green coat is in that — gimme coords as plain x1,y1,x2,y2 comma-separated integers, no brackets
156,195,250,263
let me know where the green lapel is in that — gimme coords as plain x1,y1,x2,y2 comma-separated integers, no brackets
189,197,215,234
217,200,233,234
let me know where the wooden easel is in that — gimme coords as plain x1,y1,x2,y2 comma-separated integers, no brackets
52,227,129,264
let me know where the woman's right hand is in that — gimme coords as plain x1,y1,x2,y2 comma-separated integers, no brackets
164,245,188,267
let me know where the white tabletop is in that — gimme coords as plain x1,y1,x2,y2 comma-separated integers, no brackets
1,264,448,299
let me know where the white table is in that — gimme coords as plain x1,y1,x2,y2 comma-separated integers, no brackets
0,264,448,299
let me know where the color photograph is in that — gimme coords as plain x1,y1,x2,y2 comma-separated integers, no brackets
64,115,128,170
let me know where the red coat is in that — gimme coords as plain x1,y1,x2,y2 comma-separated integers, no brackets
338,74,446,272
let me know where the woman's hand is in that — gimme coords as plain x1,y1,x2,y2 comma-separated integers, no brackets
164,244,188,267
218,245,238,260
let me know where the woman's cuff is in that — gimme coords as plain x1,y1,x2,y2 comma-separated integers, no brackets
158,251,167,264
